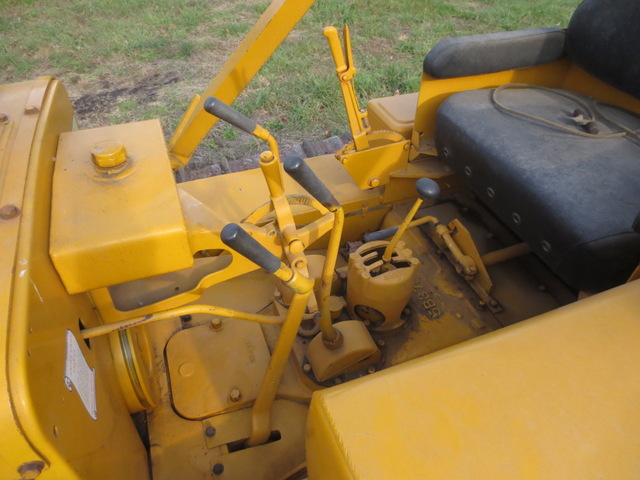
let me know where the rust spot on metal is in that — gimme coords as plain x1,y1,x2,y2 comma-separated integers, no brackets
0,204,21,220
17,460,45,479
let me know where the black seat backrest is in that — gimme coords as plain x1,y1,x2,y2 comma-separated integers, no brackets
567,0,640,99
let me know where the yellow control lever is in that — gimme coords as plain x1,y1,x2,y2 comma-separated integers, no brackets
323,25,370,151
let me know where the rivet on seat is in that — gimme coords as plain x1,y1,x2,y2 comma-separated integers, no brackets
443,146,451,157
541,241,551,252
486,187,495,199
512,212,521,225
464,166,472,176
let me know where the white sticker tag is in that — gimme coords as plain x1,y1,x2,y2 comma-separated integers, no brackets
64,330,97,420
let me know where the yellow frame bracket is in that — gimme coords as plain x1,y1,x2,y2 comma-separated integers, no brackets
337,135,410,189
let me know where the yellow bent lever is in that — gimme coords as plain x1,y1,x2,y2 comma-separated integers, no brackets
323,25,371,151
220,223,314,447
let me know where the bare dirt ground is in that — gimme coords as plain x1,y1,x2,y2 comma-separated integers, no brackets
73,75,179,121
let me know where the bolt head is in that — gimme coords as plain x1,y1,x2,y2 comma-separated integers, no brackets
205,426,217,438
0,113,8,124
212,463,225,475
368,176,380,188
210,318,222,330
178,362,194,378
229,388,241,402
91,140,127,168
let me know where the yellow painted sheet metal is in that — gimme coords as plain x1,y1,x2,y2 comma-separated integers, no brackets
307,280,640,479
0,77,53,479
2,78,148,479
166,320,270,419
50,120,193,293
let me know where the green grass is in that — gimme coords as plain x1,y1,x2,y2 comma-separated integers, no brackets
0,0,581,168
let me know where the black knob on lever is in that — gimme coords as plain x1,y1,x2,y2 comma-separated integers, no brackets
283,156,340,209
220,223,282,274
416,178,440,202
204,97,258,135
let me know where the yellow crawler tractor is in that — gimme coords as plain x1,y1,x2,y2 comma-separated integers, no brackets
1,0,639,478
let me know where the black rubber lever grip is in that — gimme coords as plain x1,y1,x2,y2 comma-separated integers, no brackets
363,226,398,243
283,156,339,208
204,97,257,135
416,177,441,201
220,223,282,274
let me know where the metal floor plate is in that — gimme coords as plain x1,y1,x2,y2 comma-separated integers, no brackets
166,319,271,419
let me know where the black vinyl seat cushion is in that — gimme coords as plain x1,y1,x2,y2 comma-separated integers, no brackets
435,88,640,292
